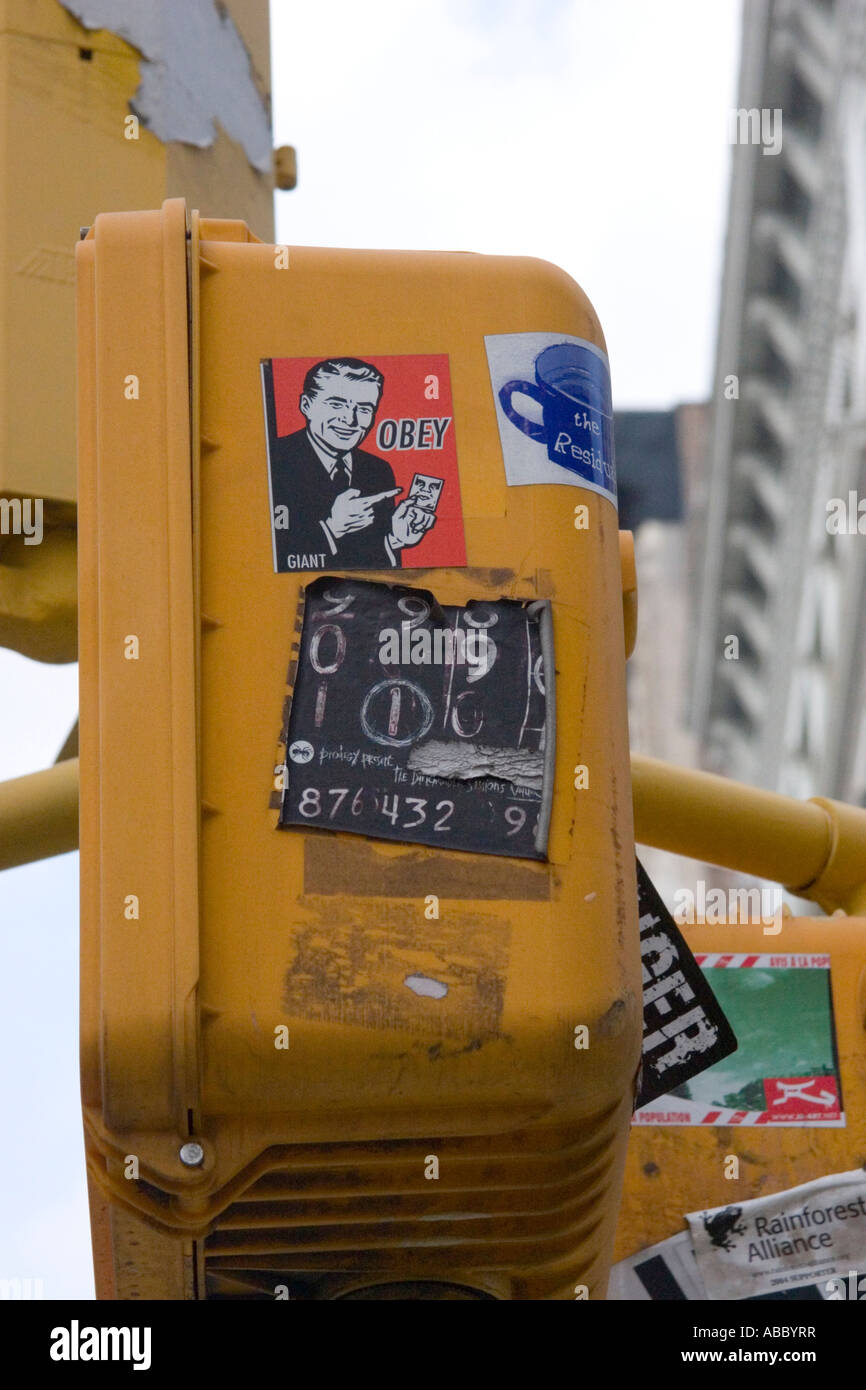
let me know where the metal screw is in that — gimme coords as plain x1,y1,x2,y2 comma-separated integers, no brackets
179,1141,205,1167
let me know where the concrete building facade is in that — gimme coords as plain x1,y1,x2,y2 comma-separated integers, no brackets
691,0,866,808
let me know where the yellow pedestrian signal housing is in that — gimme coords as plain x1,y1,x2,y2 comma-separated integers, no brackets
78,199,640,1300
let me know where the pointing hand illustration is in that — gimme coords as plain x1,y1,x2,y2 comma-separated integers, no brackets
326,486,401,537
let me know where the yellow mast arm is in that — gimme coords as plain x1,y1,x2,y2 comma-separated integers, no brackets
631,753,866,916
2,752,865,918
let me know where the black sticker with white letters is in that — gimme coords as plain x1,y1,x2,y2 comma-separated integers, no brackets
278,576,552,859
635,859,738,1109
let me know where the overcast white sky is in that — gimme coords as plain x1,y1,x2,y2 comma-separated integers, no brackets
0,0,740,1299
273,0,742,406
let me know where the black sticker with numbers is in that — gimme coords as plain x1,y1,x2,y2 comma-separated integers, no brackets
278,576,552,859
635,859,738,1109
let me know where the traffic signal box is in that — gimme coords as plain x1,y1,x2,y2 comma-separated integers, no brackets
77,199,640,1299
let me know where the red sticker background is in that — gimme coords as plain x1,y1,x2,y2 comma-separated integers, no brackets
762,1075,841,1121
270,353,466,568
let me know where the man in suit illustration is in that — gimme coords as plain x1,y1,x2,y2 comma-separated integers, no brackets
266,356,436,571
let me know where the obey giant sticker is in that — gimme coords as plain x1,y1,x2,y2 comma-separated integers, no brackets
485,331,616,504
262,354,466,573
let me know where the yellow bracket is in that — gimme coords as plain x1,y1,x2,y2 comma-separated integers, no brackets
0,526,77,663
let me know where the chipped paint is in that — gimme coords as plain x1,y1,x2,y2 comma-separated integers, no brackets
60,0,271,171
595,997,629,1039
404,974,448,999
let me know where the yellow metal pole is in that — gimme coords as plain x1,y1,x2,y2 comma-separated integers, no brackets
0,757,79,871
631,753,866,915
631,753,830,886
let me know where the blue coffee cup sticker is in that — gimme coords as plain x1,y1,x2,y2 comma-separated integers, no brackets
485,332,616,505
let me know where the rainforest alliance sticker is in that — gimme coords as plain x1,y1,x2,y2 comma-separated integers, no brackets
688,1170,866,1300
485,331,616,504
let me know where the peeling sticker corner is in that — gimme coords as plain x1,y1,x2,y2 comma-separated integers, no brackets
407,740,544,791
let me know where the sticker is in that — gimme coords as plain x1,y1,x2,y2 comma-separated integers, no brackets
688,1171,866,1300
609,1224,863,1301
277,576,554,859
634,860,738,1111
608,1231,708,1301
634,952,843,1126
261,354,466,573
485,331,616,503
